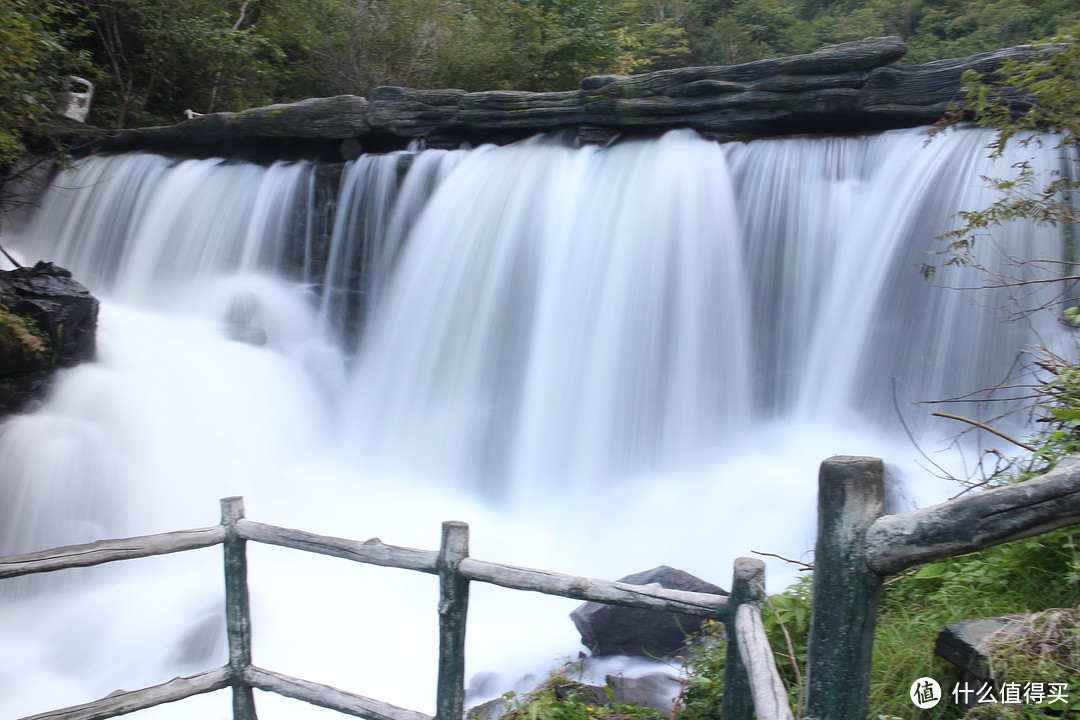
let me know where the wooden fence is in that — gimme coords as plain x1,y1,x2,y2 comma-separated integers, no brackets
4,453,1080,720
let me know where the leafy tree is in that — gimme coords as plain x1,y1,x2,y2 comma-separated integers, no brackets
0,0,94,228
0,0,88,168
931,25,1080,321
77,0,286,127
609,0,695,72
298,0,459,98
728,0,815,57
906,0,1079,62
431,0,620,92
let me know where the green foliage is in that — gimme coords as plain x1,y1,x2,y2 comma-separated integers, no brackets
0,0,88,168
433,0,621,92
679,581,812,720
984,609,1080,717
868,527,1080,719
927,26,1079,324
960,24,1080,149
0,304,49,359
77,0,288,126
1029,355,1080,467
677,619,726,720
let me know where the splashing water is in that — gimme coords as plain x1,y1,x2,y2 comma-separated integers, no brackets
0,127,1069,718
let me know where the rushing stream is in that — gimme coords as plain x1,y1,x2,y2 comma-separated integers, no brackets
0,126,1070,718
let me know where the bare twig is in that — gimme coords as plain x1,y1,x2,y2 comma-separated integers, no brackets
751,550,813,572
0,243,22,268
891,377,959,482
931,412,1036,451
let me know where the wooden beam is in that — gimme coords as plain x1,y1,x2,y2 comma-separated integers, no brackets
235,519,439,573
864,454,1080,575
18,667,230,720
804,456,885,720
457,558,728,619
244,666,433,720
222,497,257,720
436,521,470,720
735,603,794,720
723,557,767,720
0,527,226,579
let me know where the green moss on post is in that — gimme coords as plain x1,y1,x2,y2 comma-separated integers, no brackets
723,557,766,720
804,456,885,720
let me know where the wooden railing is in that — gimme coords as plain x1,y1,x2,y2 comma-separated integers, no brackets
0,497,760,720
6,453,1080,720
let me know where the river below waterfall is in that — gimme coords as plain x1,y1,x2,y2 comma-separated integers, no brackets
0,126,1070,719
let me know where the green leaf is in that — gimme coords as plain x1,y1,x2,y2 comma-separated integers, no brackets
913,562,949,579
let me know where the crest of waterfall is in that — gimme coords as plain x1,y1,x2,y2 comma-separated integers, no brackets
0,126,1073,719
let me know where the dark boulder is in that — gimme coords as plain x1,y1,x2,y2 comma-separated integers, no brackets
570,566,727,658
935,617,1027,713
936,616,1027,681
0,261,98,414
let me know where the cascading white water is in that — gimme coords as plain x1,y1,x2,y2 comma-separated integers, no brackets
0,126,1070,719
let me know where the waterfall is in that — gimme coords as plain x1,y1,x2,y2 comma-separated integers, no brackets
0,126,1069,718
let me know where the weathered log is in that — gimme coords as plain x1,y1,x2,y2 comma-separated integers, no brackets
735,603,795,720
18,667,231,720
222,497,257,720
804,456,885,720
457,558,729,619
244,666,433,720
436,521,470,720
0,526,226,579
864,454,1080,575
95,38,1059,157
235,518,439,573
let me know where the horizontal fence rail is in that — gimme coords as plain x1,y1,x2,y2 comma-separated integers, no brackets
21,667,232,720
0,527,226,579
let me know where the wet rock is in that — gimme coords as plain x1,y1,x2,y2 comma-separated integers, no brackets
570,566,727,658
0,261,98,414
935,616,1027,681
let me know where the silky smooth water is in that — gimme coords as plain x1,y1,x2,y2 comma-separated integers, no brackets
0,127,1069,719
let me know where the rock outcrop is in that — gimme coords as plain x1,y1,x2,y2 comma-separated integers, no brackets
570,566,727,658
96,37,1049,159
0,262,99,415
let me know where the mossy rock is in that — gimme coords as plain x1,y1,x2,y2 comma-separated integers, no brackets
962,703,1029,720
0,261,98,416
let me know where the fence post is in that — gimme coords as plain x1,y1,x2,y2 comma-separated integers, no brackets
722,557,767,720
436,521,470,720
804,456,885,720
222,496,258,720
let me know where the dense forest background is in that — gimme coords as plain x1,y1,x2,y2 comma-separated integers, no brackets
1,0,1079,147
